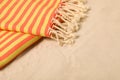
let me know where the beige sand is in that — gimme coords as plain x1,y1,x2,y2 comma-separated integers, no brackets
0,0,120,80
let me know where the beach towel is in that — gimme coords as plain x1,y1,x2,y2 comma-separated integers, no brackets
0,0,89,69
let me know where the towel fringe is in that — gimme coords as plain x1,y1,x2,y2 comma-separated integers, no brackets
49,0,89,46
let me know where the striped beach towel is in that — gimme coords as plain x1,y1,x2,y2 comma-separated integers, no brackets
0,0,89,69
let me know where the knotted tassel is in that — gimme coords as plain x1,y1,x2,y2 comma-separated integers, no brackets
49,0,89,46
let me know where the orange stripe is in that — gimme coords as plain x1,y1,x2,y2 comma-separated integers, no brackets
0,33,23,51
0,32,15,44
0,0,61,37
0,0,3,3
0,36,34,60
0,0,19,24
36,0,57,35
20,0,43,31
0,31,8,38
4,0,27,30
0,36,40,69
0,31,13,41
0,0,12,13
12,1,34,31
28,0,51,34
45,0,62,36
